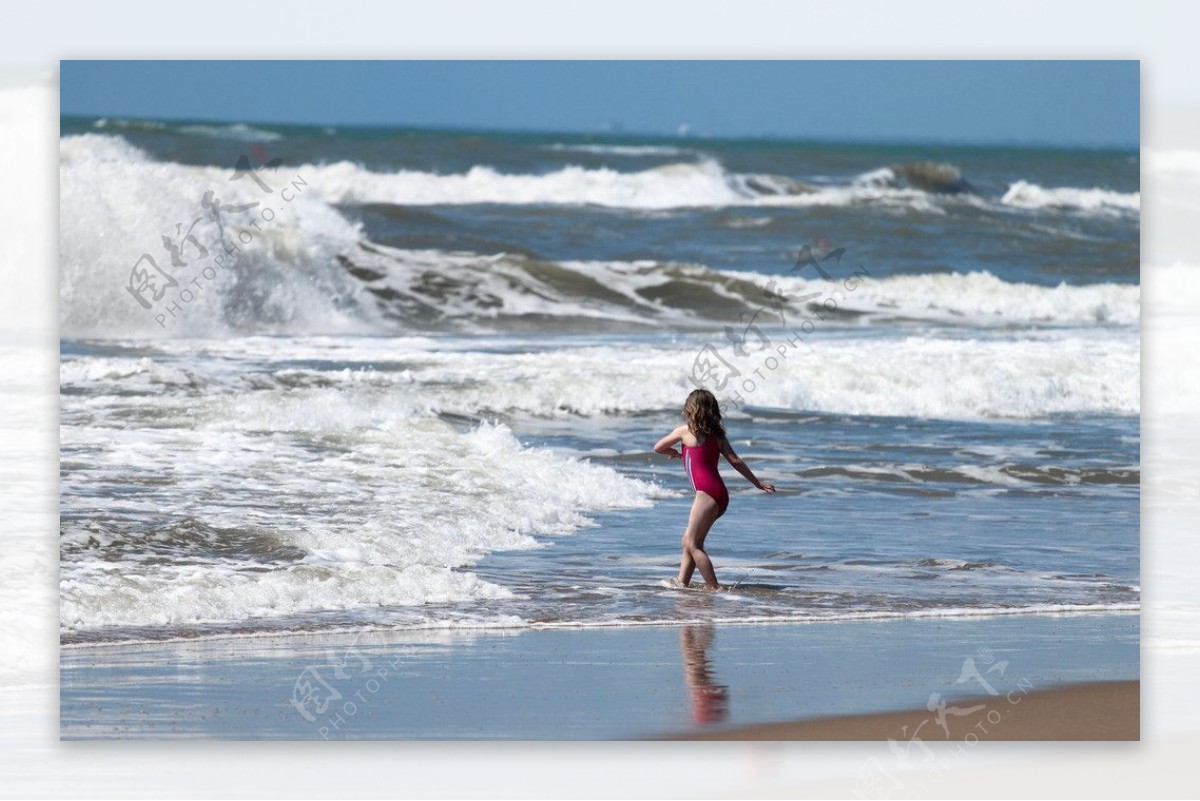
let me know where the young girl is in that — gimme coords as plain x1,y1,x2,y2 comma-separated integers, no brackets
653,389,775,590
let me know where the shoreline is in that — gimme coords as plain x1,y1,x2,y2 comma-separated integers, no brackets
58,605,1141,650
661,679,1139,741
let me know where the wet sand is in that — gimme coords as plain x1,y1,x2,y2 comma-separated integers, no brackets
61,613,1138,739
665,679,1139,740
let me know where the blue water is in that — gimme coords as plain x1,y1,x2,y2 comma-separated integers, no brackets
58,117,1139,644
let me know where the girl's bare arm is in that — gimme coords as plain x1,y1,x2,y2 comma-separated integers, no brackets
720,437,776,492
653,425,686,459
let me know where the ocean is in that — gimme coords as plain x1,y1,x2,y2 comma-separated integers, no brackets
58,117,1140,646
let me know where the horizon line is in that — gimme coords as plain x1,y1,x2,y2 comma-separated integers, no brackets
59,111,1140,153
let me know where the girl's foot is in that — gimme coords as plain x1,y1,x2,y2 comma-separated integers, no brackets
669,578,690,588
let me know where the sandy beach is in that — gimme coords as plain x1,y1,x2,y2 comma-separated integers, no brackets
667,679,1138,740
60,613,1137,740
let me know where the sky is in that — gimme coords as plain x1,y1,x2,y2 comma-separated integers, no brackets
59,60,1140,147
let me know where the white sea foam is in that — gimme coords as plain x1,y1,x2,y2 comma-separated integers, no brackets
303,243,1142,333
765,268,1140,326
543,143,691,157
89,118,284,142
59,133,1141,339
1001,180,1140,213
295,157,965,212
59,410,667,633
59,561,514,631
299,157,758,208
66,326,1138,422
63,128,1143,220
173,122,283,142
852,167,897,186
58,356,199,387
91,116,168,132
954,464,1029,486
59,134,381,339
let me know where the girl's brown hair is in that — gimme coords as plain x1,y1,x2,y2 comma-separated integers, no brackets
684,389,725,441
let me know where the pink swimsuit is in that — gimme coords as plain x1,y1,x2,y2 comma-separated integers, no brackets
682,435,729,517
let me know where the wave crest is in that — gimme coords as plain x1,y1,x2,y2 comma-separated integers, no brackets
1001,180,1139,213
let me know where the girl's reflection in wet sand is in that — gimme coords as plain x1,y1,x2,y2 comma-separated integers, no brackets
679,623,729,725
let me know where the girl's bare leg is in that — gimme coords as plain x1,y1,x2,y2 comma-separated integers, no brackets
676,492,721,589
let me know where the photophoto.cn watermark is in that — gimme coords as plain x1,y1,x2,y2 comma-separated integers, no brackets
288,634,409,739
687,234,871,411
855,647,1035,800
123,143,308,328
